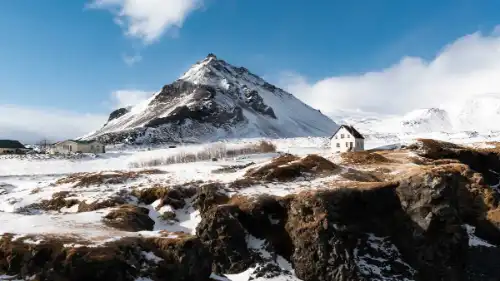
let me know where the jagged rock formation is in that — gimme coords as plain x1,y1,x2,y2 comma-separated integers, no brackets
107,107,130,123
0,234,212,281
84,54,338,144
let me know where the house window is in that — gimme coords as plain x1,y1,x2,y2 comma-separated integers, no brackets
341,134,344,139
350,142,353,148
336,143,340,148
346,142,348,147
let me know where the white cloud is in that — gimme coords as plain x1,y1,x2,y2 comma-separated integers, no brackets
280,29,500,119
0,90,155,143
0,105,107,144
111,90,152,108
123,53,142,66
89,0,204,44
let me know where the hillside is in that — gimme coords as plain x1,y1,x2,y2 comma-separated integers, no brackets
1,139,500,280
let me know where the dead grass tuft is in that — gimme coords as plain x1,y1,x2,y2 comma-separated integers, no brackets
132,185,170,205
18,191,80,213
244,154,339,182
340,169,382,182
129,141,277,168
487,209,500,225
340,151,392,165
212,162,255,174
132,183,197,210
102,204,154,232
227,195,258,211
255,140,277,153
55,169,165,188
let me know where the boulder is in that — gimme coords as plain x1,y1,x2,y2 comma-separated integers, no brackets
196,205,252,274
103,205,155,232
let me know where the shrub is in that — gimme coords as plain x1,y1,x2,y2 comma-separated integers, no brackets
129,141,277,168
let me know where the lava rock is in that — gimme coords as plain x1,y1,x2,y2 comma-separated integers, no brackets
196,205,252,274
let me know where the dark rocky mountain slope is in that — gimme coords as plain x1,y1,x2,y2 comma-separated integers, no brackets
83,54,338,144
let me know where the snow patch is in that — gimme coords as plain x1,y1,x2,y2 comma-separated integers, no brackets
464,224,496,248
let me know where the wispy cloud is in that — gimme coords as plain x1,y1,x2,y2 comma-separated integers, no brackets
0,105,107,143
122,53,142,66
280,28,500,119
110,89,153,108
88,0,204,44
0,89,155,143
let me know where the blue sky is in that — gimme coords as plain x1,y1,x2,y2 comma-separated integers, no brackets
2,0,500,141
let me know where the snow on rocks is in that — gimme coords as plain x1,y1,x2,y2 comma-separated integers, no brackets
464,225,496,248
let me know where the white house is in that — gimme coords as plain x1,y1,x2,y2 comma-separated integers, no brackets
330,125,365,153
50,140,105,154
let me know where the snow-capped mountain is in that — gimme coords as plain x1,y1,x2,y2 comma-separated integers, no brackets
85,54,338,144
457,93,500,132
401,108,452,134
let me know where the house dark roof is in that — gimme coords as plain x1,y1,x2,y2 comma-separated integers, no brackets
330,125,365,139
55,140,98,145
0,140,26,149
72,140,97,145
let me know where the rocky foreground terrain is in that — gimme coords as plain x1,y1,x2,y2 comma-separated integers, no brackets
1,139,500,281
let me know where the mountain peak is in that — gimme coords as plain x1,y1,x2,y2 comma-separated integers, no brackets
84,55,338,144
206,53,217,59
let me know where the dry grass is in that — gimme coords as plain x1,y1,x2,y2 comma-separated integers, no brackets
55,169,165,187
132,184,197,210
255,140,277,153
228,178,258,189
487,209,500,225
212,162,255,174
477,142,500,153
129,141,276,168
340,151,392,165
102,204,154,232
132,184,170,205
331,181,399,190
244,154,339,182
18,191,80,213
340,169,382,182
227,195,257,211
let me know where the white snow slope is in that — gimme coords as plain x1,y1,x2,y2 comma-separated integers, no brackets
401,108,452,134
84,54,338,144
457,93,500,132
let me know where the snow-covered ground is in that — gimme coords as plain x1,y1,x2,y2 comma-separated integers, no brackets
1,134,499,280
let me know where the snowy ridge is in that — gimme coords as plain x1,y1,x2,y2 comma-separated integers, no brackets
457,93,500,132
401,108,452,134
84,54,338,144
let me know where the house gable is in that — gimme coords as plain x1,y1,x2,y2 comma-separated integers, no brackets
330,125,364,140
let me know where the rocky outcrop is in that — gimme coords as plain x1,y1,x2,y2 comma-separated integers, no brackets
102,205,155,232
0,234,211,281
409,139,500,185
244,154,339,182
195,161,500,281
196,205,252,274
243,89,276,119
107,108,130,122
